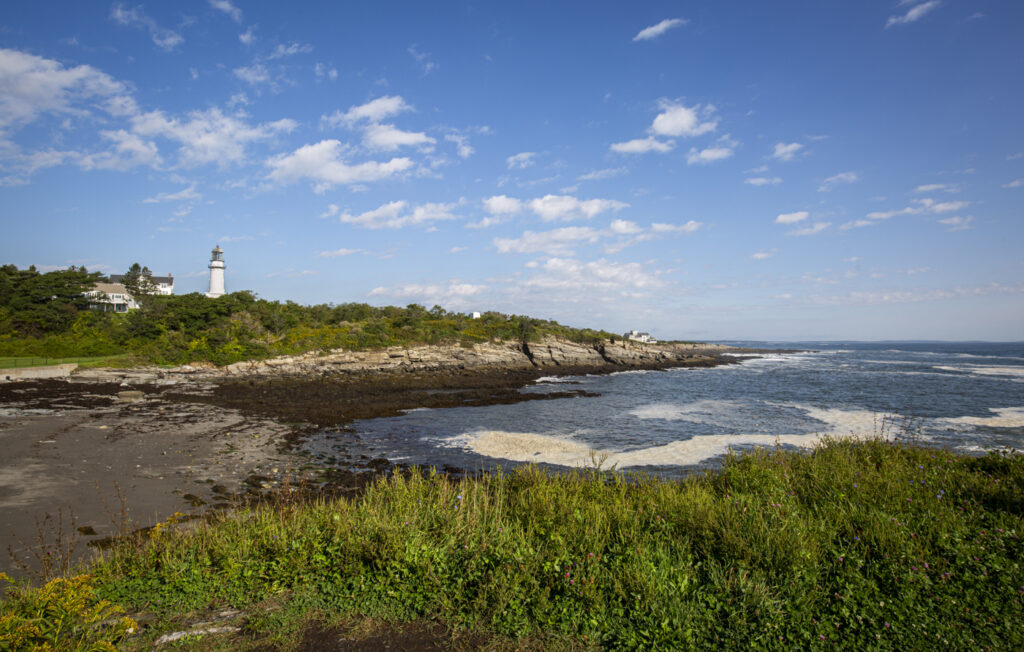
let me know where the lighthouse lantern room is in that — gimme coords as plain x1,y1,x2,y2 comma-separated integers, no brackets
206,245,226,298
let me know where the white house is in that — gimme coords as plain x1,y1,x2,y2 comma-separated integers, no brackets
89,272,174,312
624,329,658,344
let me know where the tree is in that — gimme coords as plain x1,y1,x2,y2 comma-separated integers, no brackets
121,263,157,307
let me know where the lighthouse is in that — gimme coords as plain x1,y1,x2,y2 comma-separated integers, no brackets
206,245,225,298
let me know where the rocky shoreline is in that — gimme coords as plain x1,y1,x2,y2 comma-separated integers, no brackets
0,338,744,578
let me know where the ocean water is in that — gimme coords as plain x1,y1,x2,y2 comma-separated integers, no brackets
303,342,1024,477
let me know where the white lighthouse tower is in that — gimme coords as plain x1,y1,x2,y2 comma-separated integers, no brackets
206,245,225,298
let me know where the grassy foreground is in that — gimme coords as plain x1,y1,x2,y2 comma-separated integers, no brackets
2,437,1022,650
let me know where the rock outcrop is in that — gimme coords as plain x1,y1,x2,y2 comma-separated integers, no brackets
72,337,736,384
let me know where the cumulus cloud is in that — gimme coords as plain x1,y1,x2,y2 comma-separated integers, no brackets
483,195,523,215
886,1,941,28
633,18,689,41
529,194,629,221
239,26,256,45
775,211,809,224
506,151,536,169
651,221,701,234
772,142,804,161
265,140,412,192
610,137,673,154
233,64,270,85
131,107,296,167
208,0,241,22
444,133,473,158
336,200,461,229
686,135,736,165
494,227,602,255
362,123,435,151
751,251,773,260
0,48,128,131
916,183,956,192
525,258,663,292
322,96,414,128
369,281,486,308
745,176,782,186
110,4,183,51
1003,179,1024,188
818,171,858,191
651,101,718,138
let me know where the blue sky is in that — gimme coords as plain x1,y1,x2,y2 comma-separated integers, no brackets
1,1,1022,340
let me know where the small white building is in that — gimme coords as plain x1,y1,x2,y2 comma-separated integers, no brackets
206,245,226,298
108,273,174,295
624,329,658,344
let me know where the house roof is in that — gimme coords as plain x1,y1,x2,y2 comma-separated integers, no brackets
91,282,129,295
109,274,173,285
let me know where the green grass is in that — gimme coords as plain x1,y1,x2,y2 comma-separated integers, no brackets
0,354,130,369
3,437,1022,650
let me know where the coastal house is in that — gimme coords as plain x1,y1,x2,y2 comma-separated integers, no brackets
88,272,174,312
624,329,658,344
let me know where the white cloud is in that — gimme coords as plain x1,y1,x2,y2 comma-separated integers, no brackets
506,151,536,169
633,18,689,42
916,183,954,192
319,204,339,218
143,183,200,203
745,176,782,186
239,26,256,45
314,62,338,81
818,171,858,191
483,195,523,215
444,134,474,158
775,211,809,224
651,101,718,138
318,248,362,258
805,283,1024,307
132,107,296,167
790,222,831,236
685,133,739,166
209,0,241,22
234,64,272,85
76,129,161,171
362,123,435,151
407,44,437,74
609,219,642,235
369,281,486,307
529,194,629,221
839,219,876,230
906,266,933,275
938,215,974,231
578,167,627,181
772,142,804,162
268,42,313,60
337,200,461,229
844,257,861,263
323,96,414,127
1003,179,1024,188
265,140,412,192
494,227,602,255
525,257,663,292
610,137,674,154
886,1,941,28
448,246,467,254
110,4,183,51
0,48,128,130
651,221,701,234
751,251,773,260
466,216,504,229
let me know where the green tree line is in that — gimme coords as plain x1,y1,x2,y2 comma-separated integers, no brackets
0,265,614,366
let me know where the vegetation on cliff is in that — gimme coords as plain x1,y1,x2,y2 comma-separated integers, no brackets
2,436,1021,649
0,265,614,366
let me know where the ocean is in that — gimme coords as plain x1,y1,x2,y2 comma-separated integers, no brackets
302,342,1024,477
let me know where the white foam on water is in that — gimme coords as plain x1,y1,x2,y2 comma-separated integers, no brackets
941,407,1024,429
444,404,889,468
629,399,746,423
933,365,1024,380
401,407,433,413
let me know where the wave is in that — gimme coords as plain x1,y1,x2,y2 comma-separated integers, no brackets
941,407,1024,429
